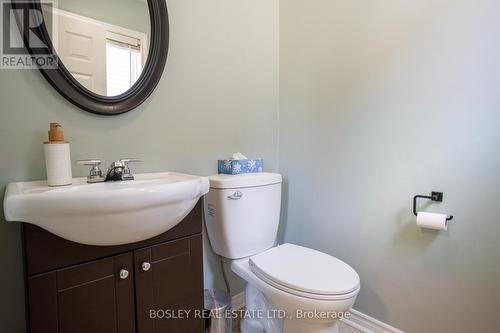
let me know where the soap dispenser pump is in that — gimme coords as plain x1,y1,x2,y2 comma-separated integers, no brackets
44,123,72,186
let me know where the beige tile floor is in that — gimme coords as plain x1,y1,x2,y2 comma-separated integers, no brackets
231,317,362,333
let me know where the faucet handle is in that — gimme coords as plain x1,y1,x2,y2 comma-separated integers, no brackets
120,158,142,165
120,158,142,180
76,159,102,166
76,159,105,183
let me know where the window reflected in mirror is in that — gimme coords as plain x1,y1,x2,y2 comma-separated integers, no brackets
106,38,143,96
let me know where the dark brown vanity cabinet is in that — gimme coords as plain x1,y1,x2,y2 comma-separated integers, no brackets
28,254,137,333
24,202,204,333
134,236,203,333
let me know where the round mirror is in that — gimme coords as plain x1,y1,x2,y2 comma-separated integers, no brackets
13,0,169,115
42,0,151,97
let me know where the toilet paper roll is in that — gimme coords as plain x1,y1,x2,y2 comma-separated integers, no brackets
44,143,72,186
417,212,448,231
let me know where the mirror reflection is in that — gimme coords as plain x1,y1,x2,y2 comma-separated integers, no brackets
42,0,151,97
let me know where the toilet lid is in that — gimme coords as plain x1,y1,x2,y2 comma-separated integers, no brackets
249,244,360,296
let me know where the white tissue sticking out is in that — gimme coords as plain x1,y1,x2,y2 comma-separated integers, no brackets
232,152,248,160
417,212,448,231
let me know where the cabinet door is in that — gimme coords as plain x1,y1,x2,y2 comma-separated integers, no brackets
28,253,136,333
135,234,204,333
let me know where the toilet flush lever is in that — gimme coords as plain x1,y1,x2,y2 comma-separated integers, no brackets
227,191,243,200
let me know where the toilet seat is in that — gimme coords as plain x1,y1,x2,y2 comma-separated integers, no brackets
249,244,360,301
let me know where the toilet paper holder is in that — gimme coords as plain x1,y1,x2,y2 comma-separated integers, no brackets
413,192,454,221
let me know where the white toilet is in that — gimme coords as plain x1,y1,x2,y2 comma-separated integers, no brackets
204,173,360,333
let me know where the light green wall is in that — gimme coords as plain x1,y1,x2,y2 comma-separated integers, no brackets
0,0,279,331
57,0,150,34
279,1,500,332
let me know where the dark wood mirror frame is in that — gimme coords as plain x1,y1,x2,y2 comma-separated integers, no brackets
13,0,169,115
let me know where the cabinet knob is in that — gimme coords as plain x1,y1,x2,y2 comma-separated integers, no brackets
119,269,129,280
141,262,151,272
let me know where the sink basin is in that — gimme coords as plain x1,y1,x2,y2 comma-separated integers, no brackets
4,172,209,246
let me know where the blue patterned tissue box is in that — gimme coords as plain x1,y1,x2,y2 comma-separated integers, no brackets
218,159,264,174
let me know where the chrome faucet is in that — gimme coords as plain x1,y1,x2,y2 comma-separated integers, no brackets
105,159,141,181
76,159,141,183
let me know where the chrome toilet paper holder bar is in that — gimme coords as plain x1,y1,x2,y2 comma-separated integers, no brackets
413,192,454,221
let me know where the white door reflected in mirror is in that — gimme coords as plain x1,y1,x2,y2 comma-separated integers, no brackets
42,0,150,97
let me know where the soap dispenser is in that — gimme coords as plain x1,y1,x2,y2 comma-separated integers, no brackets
44,123,72,186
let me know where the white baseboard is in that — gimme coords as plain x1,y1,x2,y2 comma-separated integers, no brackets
343,309,405,333
231,292,405,333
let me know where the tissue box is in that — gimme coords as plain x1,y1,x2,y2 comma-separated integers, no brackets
218,159,264,175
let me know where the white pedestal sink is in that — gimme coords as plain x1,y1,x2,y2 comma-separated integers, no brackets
3,172,209,246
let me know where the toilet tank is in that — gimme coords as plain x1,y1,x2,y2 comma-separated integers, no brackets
204,173,282,259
